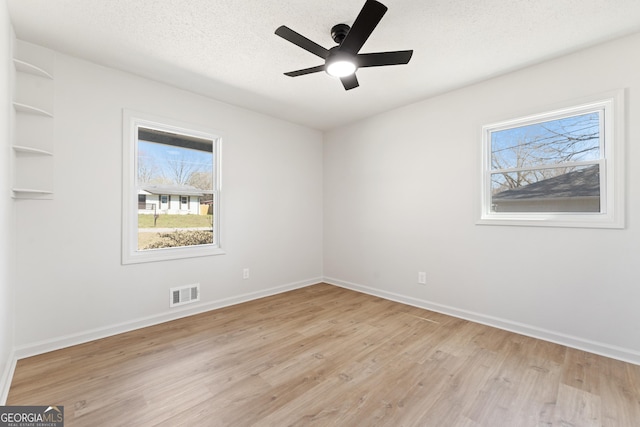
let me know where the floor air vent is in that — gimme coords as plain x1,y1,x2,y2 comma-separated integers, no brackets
170,284,200,307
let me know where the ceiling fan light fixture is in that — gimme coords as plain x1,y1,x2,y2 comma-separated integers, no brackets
326,59,357,77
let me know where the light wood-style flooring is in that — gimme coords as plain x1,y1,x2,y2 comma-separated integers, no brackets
8,283,640,426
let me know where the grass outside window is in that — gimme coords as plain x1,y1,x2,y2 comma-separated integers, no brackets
138,214,213,229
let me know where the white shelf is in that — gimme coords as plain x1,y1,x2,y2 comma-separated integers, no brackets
12,145,53,156
13,58,53,79
12,188,54,199
13,102,54,118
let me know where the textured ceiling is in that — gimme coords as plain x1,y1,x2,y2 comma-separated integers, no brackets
7,0,640,130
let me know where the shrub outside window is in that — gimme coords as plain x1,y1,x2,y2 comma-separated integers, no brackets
122,110,224,264
479,91,624,228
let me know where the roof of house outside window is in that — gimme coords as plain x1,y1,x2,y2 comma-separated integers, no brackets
493,165,599,200
139,184,213,197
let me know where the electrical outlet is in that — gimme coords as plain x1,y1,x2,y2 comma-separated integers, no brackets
243,268,250,279
418,272,427,285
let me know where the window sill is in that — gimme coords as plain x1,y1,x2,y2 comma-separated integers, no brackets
477,212,624,229
122,245,226,265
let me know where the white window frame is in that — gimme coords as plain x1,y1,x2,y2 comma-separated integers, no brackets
478,90,625,229
122,109,224,264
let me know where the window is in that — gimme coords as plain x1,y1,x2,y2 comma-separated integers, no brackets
479,91,624,228
122,110,224,264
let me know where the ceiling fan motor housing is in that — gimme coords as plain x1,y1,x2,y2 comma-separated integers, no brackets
331,23,351,44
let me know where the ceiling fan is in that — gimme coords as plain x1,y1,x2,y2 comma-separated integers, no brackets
275,0,413,91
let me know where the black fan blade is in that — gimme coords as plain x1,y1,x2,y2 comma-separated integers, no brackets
357,50,413,68
339,0,388,54
275,26,330,59
341,74,359,90
284,65,326,77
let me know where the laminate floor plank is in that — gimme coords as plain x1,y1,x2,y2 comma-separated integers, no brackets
599,357,640,425
8,283,640,426
552,383,602,427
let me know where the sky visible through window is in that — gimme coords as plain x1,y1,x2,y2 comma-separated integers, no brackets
137,140,213,188
490,111,600,172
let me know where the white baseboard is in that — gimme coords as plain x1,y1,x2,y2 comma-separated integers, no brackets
324,276,640,366
0,351,17,405
14,277,322,360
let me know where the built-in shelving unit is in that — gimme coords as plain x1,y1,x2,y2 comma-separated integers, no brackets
11,40,55,199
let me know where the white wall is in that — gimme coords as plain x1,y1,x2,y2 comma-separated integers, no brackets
324,32,640,363
13,52,323,353
0,2,15,403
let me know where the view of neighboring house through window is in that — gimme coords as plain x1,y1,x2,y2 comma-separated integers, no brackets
137,127,214,249
479,93,624,228
122,110,223,264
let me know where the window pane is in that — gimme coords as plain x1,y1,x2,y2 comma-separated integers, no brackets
491,164,600,213
491,112,600,171
136,127,215,251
